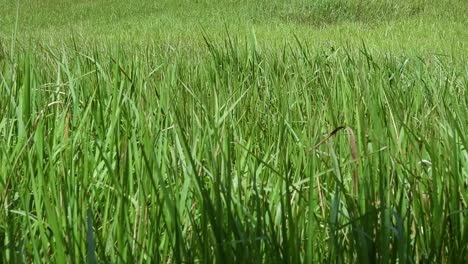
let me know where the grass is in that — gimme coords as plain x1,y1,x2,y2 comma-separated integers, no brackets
0,0,467,263
1,0,467,53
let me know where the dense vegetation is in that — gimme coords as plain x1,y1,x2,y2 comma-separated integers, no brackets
0,0,467,263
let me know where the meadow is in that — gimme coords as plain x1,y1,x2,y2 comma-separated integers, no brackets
0,0,467,263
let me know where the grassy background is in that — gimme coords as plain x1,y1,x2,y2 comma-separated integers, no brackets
0,0,467,54
0,0,467,263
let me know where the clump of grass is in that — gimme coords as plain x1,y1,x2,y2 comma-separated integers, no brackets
275,0,426,26
0,36,466,263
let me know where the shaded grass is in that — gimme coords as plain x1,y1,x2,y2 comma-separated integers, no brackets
0,35,466,262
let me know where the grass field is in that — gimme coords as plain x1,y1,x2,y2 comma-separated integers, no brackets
0,0,467,263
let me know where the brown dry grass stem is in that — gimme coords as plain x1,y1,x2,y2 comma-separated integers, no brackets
310,126,359,195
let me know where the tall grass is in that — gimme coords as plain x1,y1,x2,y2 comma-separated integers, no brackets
0,37,466,263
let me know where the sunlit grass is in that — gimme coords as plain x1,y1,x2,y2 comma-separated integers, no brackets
0,0,467,262
0,34,466,262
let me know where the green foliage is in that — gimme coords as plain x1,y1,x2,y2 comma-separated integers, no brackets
0,35,466,262
0,0,467,262
0,0,467,53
